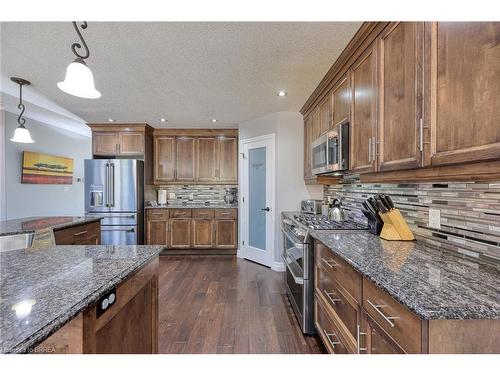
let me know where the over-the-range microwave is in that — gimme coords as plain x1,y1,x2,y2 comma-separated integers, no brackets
311,120,349,175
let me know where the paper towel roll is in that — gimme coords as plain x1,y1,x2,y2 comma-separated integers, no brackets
158,189,167,205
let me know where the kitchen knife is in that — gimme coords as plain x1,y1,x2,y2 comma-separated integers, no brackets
385,194,395,209
364,199,383,224
368,197,380,213
379,194,393,211
375,197,388,214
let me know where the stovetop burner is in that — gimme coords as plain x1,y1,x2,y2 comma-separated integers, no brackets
294,214,369,231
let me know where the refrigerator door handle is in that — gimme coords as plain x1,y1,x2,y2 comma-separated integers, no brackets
105,163,110,207
110,163,115,207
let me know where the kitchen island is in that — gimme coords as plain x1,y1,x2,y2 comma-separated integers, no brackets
0,244,163,354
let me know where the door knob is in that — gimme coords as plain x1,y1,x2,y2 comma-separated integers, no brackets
261,207,271,212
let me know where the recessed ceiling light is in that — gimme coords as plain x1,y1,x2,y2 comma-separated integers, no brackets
160,118,167,123
211,118,217,123
108,118,115,122
277,90,287,97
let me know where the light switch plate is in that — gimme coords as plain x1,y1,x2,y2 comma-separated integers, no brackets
429,208,441,229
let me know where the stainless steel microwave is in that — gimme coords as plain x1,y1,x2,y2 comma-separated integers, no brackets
311,121,349,175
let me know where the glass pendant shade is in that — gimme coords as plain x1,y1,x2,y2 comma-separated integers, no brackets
11,125,34,143
57,58,101,99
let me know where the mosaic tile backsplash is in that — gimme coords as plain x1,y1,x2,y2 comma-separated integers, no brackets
324,182,500,265
155,185,238,206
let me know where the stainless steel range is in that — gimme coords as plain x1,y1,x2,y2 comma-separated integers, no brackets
281,212,368,335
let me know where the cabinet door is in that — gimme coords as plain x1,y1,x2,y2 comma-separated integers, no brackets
304,115,313,180
196,137,217,182
350,44,378,173
147,219,168,246
217,137,238,183
119,131,144,155
428,22,500,166
192,219,214,248
378,22,423,172
175,137,196,181
169,219,191,248
311,107,321,140
319,93,333,135
214,220,237,249
332,75,350,126
154,136,176,182
360,312,404,354
93,132,119,156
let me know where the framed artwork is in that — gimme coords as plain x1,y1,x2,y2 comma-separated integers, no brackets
21,151,74,184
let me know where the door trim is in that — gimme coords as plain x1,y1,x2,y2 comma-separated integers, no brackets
238,133,276,268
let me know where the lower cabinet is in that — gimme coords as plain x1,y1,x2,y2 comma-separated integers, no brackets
360,311,404,354
54,221,101,245
146,208,237,251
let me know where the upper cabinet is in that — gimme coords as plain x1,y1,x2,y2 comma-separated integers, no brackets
426,22,500,167
88,124,152,158
377,22,423,172
350,44,377,174
153,129,238,185
301,22,500,183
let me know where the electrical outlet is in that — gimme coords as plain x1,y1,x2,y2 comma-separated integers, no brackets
429,208,441,229
168,192,175,199
189,193,194,201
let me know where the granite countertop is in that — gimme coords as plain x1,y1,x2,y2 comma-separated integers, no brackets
0,245,163,354
0,216,103,237
145,204,238,209
282,212,500,320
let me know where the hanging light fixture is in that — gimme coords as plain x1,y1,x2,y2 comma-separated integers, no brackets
57,22,101,99
10,77,34,144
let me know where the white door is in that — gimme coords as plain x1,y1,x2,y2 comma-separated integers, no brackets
240,134,275,267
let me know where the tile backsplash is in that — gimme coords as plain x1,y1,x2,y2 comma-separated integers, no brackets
324,181,500,265
155,185,237,206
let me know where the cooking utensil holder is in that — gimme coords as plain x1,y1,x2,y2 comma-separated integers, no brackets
379,209,415,241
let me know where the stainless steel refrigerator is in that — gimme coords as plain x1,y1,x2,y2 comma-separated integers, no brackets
84,159,144,245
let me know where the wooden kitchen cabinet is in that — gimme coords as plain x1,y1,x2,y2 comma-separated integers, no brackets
214,220,237,249
377,22,423,172
147,220,168,246
319,93,333,135
89,124,151,157
426,22,500,167
54,220,101,245
332,75,350,126
350,44,378,174
360,311,404,354
304,115,313,180
311,107,321,141
169,219,192,248
154,136,176,183
175,137,196,181
154,129,238,184
192,219,215,248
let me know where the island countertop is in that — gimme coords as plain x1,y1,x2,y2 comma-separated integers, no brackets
0,216,103,237
0,245,163,354
282,212,500,321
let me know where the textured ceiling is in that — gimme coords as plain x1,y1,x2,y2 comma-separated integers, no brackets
0,22,361,128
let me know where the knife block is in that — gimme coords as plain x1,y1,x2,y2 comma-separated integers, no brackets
379,209,415,241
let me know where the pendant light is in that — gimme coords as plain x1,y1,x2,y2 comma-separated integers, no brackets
57,22,101,99
10,77,34,144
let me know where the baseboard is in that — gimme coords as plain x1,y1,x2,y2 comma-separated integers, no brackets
271,261,285,272
236,248,243,258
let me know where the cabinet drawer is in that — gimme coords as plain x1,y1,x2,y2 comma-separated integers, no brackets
169,209,192,218
362,278,422,353
192,209,214,219
147,209,169,220
315,293,352,354
315,242,362,303
215,208,237,219
54,221,101,245
315,263,358,343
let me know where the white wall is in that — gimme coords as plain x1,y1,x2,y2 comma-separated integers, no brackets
238,111,322,270
3,112,91,219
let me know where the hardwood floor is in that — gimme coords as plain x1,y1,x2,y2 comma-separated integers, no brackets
158,255,325,354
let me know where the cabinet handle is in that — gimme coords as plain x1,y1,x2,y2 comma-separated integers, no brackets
419,118,424,152
321,257,338,268
356,325,367,354
368,138,372,162
372,137,377,161
73,230,88,236
323,329,341,349
366,299,398,328
323,290,341,305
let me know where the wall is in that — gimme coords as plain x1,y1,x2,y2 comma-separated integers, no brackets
324,181,500,266
3,112,91,219
153,184,238,206
239,111,314,269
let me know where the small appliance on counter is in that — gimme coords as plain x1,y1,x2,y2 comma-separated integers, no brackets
361,194,414,241
301,199,322,214
224,187,237,205
157,189,167,205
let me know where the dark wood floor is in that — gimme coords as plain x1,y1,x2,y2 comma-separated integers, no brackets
158,255,325,354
